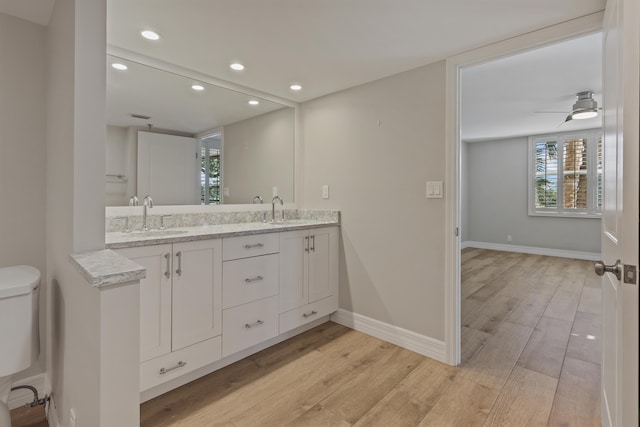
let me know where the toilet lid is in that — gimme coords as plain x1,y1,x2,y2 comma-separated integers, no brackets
0,265,40,298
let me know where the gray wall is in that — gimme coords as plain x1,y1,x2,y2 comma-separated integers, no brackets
301,61,447,340
0,11,47,380
466,136,600,253
223,107,295,204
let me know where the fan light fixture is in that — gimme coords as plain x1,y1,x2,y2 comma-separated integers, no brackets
565,91,598,122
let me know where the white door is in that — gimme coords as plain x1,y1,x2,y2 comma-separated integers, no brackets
137,131,200,205
599,0,639,425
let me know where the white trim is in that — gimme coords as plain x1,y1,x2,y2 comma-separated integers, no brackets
8,373,46,410
445,12,605,366
140,315,330,403
464,241,601,261
47,394,59,427
330,309,447,363
460,241,471,250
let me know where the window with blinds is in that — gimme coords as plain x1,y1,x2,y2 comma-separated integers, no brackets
201,145,221,205
529,130,602,217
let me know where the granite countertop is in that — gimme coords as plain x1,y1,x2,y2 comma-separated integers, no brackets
105,218,340,249
70,249,147,288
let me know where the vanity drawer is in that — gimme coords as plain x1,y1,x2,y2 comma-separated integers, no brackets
222,296,279,357
223,254,279,309
223,233,279,261
279,296,337,334
140,335,221,392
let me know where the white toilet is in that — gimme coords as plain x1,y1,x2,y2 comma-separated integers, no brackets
0,266,40,427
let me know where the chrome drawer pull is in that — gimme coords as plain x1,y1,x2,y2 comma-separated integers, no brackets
159,360,187,375
245,276,264,283
164,253,171,278
303,310,318,318
245,320,264,329
175,251,182,276
244,243,264,249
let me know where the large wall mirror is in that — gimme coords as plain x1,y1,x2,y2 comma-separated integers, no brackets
105,55,295,206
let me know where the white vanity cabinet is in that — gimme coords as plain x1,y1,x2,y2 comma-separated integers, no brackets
279,227,339,333
221,234,280,357
112,223,339,397
116,239,222,391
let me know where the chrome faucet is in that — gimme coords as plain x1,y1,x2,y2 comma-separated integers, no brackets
129,195,139,206
142,195,153,231
252,195,263,204
271,196,284,222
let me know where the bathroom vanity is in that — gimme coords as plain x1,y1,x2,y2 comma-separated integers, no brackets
106,211,339,399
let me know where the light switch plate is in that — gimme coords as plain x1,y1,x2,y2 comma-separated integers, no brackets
426,181,443,199
322,185,330,199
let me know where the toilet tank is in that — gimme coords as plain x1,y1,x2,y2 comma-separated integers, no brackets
0,266,40,376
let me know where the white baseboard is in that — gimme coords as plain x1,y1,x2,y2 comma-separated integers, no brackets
330,309,447,363
8,373,46,410
462,241,600,261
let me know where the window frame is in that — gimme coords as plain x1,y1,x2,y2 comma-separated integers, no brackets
527,129,602,218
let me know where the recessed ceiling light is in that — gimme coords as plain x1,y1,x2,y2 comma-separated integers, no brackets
111,63,128,71
230,63,245,71
290,84,302,91
191,84,205,91
140,30,160,40
248,100,259,106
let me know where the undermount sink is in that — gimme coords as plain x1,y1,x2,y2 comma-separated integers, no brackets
129,229,189,238
264,220,295,226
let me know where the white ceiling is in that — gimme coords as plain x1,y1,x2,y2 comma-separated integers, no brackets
1,0,606,140
106,56,288,134
105,0,605,102
461,32,603,141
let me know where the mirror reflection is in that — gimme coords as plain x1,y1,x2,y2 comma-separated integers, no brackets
105,55,295,206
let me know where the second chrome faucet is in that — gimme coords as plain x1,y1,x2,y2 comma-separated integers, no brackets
271,196,284,222
142,195,153,231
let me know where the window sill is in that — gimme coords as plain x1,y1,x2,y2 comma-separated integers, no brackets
528,211,602,219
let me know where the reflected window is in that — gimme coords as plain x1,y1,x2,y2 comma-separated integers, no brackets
201,134,221,205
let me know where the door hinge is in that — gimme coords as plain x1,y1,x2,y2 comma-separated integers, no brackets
455,227,459,237
623,264,637,285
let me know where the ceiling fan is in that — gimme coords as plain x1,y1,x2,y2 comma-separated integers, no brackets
536,91,601,124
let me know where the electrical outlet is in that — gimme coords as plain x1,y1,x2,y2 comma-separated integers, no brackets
507,235,512,242
223,187,229,197
272,187,278,197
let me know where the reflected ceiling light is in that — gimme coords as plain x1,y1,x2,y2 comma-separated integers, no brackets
248,99,260,106
140,30,160,40
111,63,128,71
290,84,302,91
191,84,205,91
230,62,245,71
565,91,599,122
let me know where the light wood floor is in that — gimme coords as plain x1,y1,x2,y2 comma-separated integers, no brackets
13,249,601,426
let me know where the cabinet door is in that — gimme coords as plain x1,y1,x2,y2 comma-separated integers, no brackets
117,244,172,362
279,230,308,313
308,227,339,303
172,239,222,351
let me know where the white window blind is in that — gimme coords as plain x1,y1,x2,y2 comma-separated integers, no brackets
528,130,602,218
